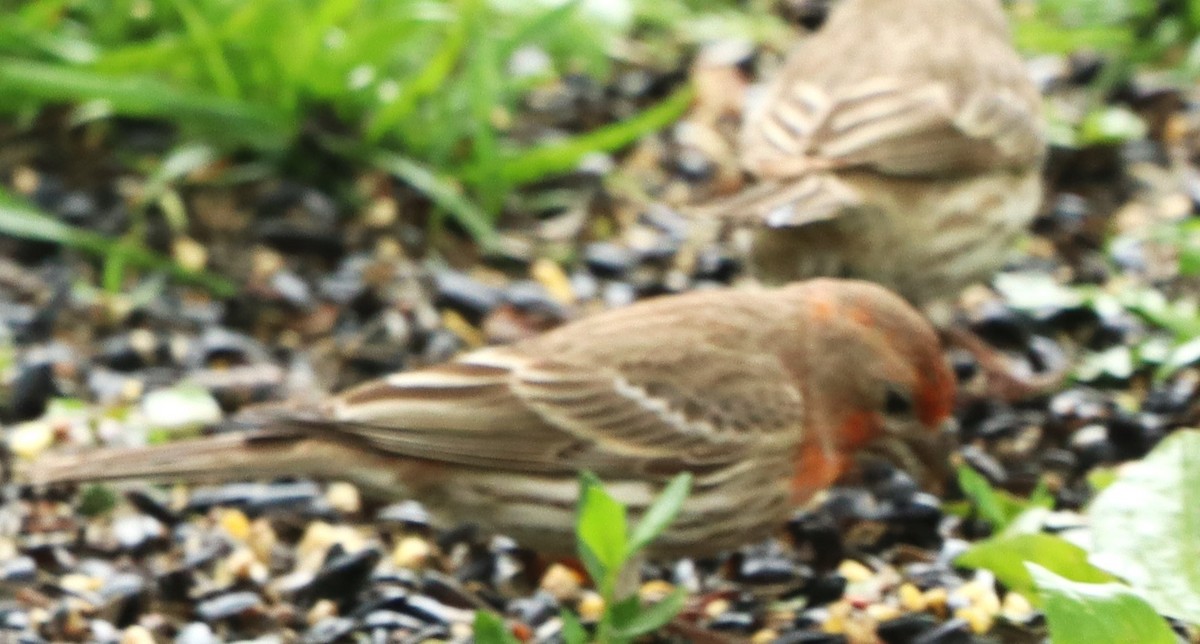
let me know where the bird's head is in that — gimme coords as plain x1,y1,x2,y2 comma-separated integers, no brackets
782,279,957,500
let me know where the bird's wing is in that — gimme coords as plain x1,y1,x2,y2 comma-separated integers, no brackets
310,340,804,476
743,77,1044,181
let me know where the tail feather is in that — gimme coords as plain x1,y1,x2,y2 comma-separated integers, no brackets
689,175,859,227
19,432,403,493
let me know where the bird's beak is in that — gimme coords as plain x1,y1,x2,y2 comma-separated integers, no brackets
859,418,958,495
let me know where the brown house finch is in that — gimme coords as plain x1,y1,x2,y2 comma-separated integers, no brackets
25,280,954,557
699,0,1045,306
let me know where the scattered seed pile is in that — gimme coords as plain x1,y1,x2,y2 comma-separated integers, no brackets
2,10,1200,644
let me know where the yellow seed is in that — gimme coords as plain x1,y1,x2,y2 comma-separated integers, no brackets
577,591,605,623
539,563,583,602
837,559,873,583
120,625,155,644
9,421,54,459
218,509,251,541
307,599,338,626
225,547,260,581
59,574,101,593
364,197,398,227
751,629,778,644
1002,591,1034,621
898,583,927,612
639,579,675,604
441,309,485,348
249,518,277,564
326,482,361,515
923,587,948,613
865,603,900,622
822,600,851,634
392,536,432,570
704,598,730,619
955,606,994,634
173,236,208,272
531,258,575,305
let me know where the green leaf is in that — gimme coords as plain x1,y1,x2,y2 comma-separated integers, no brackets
559,609,588,644
628,473,692,555
1028,563,1176,644
1078,107,1148,146
956,465,1049,532
956,533,1114,602
576,472,629,585
1088,430,1200,624
612,587,688,639
472,611,521,644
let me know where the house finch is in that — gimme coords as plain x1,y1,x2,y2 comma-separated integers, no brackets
24,279,954,557
699,0,1045,307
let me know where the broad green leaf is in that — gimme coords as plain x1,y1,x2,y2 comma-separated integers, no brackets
957,533,1114,602
628,473,692,555
612,587,688,639
472,611,521,644
1089,430,1200,624
576,472,629,582
559,609,588,644
1028,563,1176,644
957,465,1050,532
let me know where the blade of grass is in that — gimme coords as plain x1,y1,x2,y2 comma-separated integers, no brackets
491,83,694,185
367,149,499,248
366,12,467,142
167,0,241,99
0,58,291,150
0,189,237,296
463,0,507,213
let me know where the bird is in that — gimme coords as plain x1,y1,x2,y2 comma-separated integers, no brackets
23,279,955,557
697,0,1045,308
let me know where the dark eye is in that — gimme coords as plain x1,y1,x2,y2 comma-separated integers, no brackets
884,387,913,415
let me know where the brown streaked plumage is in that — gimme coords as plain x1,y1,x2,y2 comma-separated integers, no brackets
24,279,955,557
698,0,1045,306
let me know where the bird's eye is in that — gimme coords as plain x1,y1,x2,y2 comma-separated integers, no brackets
884,387,913,416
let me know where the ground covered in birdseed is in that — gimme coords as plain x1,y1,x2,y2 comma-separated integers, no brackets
2,5,1200,644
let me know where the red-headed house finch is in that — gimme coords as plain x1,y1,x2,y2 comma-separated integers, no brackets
24,279,955,557
696,0,1045,308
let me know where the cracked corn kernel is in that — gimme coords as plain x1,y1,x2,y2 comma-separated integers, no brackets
899,583,927,612
539,563,583,602
218,509,251,541
837,559,873,583
955,605,995,634
578,591,605,622
392,535,432,569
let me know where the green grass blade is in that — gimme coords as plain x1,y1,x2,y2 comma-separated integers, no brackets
0,58,290,150
367,150,498,248
628,472,691,556
0,189,237,296
494,84,694,185
167,0,241,99
367,14,467,141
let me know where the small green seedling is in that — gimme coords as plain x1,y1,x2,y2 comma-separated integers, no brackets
473,471,693,644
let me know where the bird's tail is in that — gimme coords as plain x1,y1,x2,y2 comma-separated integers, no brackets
688,175,857,227
17,430,397,491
